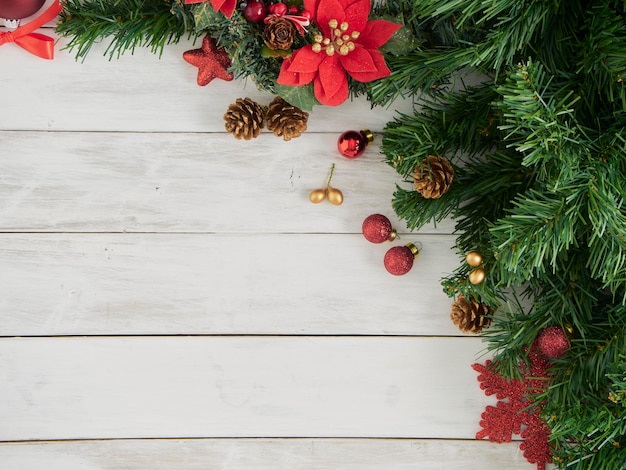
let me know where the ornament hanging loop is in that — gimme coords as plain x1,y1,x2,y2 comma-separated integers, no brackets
2,19,19,29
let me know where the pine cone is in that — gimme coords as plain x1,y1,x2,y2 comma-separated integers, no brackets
265,97,309,141
224,97,266,140
264,17,296,50
450,294,492,334
413,155,454,198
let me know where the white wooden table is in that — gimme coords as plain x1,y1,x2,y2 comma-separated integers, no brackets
0,18,532,469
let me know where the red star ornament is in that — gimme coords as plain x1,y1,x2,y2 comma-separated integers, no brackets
183,35,234,86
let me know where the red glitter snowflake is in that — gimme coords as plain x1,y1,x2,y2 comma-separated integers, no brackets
472,344,552,470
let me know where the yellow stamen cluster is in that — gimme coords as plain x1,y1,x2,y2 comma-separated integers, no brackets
311,19,360,56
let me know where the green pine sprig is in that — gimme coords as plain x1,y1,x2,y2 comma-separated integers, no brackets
380,2,626,466
57,0,196,60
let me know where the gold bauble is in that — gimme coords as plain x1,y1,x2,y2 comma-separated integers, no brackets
465,251,483,267
468,267,486,285
327,186,343,205
309,188,326,203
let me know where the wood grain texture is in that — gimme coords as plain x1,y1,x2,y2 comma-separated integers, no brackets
0,336,491,441
0,438,531,470
0,131,454,234
0,13,530,469
0,37,415,134
0,233,461,336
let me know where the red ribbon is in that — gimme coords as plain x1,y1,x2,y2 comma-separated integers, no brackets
0,0,63,59
264,14,310,35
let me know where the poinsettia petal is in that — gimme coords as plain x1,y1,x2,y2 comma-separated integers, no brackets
210,0,237,17
304,0,320,18
316,0,347,35
297,71,318,86
339,46,377,74
344,48,391,82
357,19,401,49
277,58,316,86
317,55,346,99
221,0,237,17
343,0,370,33
286,46,325,74
314,75,349,106
210,0,226,12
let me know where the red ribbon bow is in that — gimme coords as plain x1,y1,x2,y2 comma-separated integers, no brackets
264,14,310,35
0,0,63,59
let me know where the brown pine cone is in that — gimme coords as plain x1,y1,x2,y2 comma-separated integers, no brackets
224,97,266,140
265,97,309,141
264,17,296,50
413,155,454,198
450,294,492,334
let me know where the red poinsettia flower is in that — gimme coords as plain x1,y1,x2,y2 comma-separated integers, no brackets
277,0,400,106
184,0,237,19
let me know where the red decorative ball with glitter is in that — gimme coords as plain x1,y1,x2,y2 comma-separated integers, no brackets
243,1,267,23
362,214,397,243
337,129,373,158
0,0,45,19
537,325,570,358
269,2,287,15
384,243,419,275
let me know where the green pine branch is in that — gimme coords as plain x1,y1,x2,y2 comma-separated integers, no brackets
381,2,626,465
391,185,460,230
489,188,583,285
530,253,599,331
547,402,626,469
543,306,626,467
57,0,195,60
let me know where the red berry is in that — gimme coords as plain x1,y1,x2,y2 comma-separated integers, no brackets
243,0,267,22
301,9,312,20
288,5,299,14
273,2,287,15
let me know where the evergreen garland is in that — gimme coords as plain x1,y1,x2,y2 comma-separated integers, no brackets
55,0,421,103
381,1,626,468
57,0,196,59
188,2,288,93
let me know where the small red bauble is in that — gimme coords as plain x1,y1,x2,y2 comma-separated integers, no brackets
537,325,570,358
384,243,419,275
337,129,373,158
243,0,267,22
0,0,45,19
270,2,287,15
362,214,397,243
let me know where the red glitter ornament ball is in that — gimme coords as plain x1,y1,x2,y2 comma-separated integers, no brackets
537,325,570,358
337,129,373,158
362,214,396,243
384,243,419,275
0,0,45,19
270,2,287,15
243,1,267,23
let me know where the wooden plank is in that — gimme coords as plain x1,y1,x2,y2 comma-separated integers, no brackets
0,438,533,469
0,38,415,134
0,336,492,441
0,131,454,234
0,233,461,336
